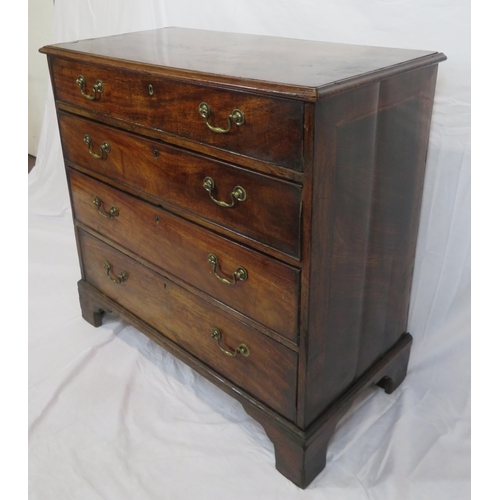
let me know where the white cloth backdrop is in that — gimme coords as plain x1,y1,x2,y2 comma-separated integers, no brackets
28,1,471,498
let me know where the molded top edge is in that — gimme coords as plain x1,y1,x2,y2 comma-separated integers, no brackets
40,27,446,101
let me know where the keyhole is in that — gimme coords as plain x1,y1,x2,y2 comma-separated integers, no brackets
153,149,159,159
148,84,154,96
163,283,167,289
155,215,160,224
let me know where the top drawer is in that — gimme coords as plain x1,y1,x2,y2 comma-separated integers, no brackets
50,57,304,171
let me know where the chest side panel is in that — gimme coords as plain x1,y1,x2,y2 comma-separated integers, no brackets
302,64,439,427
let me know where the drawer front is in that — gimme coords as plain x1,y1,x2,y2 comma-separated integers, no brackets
60,113,302,258
69,169,300,342
51,57,304,171
78,229,297,420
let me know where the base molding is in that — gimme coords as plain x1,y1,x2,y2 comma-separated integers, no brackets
78,280,412,488
248,332,412,487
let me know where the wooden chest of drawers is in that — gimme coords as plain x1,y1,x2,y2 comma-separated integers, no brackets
41,28,445,488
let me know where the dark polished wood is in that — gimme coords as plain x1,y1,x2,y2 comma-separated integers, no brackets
41,27,444,101
51,56,305,170
299,63,439,428
250,333,413,488
69,168,300,342
78,281,105,327
78,229,298,420
58,112,302,258
42,28,445,488
76,278,299,418
79,276,412,489
56,101,305,183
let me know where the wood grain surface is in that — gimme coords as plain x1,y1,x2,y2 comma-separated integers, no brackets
78,229,298,420
41,27,444,101
51,56,304,170
69,168,301,341
42,28,446,488
59,112,303,258
299,64,439,428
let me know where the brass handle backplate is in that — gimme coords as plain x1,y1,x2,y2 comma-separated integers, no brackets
76,75,103,100
203,177,246,208
199,102,244,134
207,253,247,285
93,196,119,219
104,261,127,284
210,328,249,357
84,134,110,159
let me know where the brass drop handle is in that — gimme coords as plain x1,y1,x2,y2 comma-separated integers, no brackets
203,177,246,208
210,328,249,357
93,196,119,219
76,75,103,100
199,102,244,134
103,261,128,284
84,134,110,159
207,253,247,285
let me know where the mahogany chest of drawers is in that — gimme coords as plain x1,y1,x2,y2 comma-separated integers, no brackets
41,28,445,488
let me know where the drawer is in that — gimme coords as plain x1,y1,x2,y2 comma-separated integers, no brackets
69,169,300,342
51,57,304,170
78,229,297,420
60,112,302,258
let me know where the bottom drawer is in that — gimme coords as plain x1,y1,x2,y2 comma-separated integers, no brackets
78,229,297,420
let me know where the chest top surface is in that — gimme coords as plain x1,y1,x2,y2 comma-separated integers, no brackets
41,27,444,101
